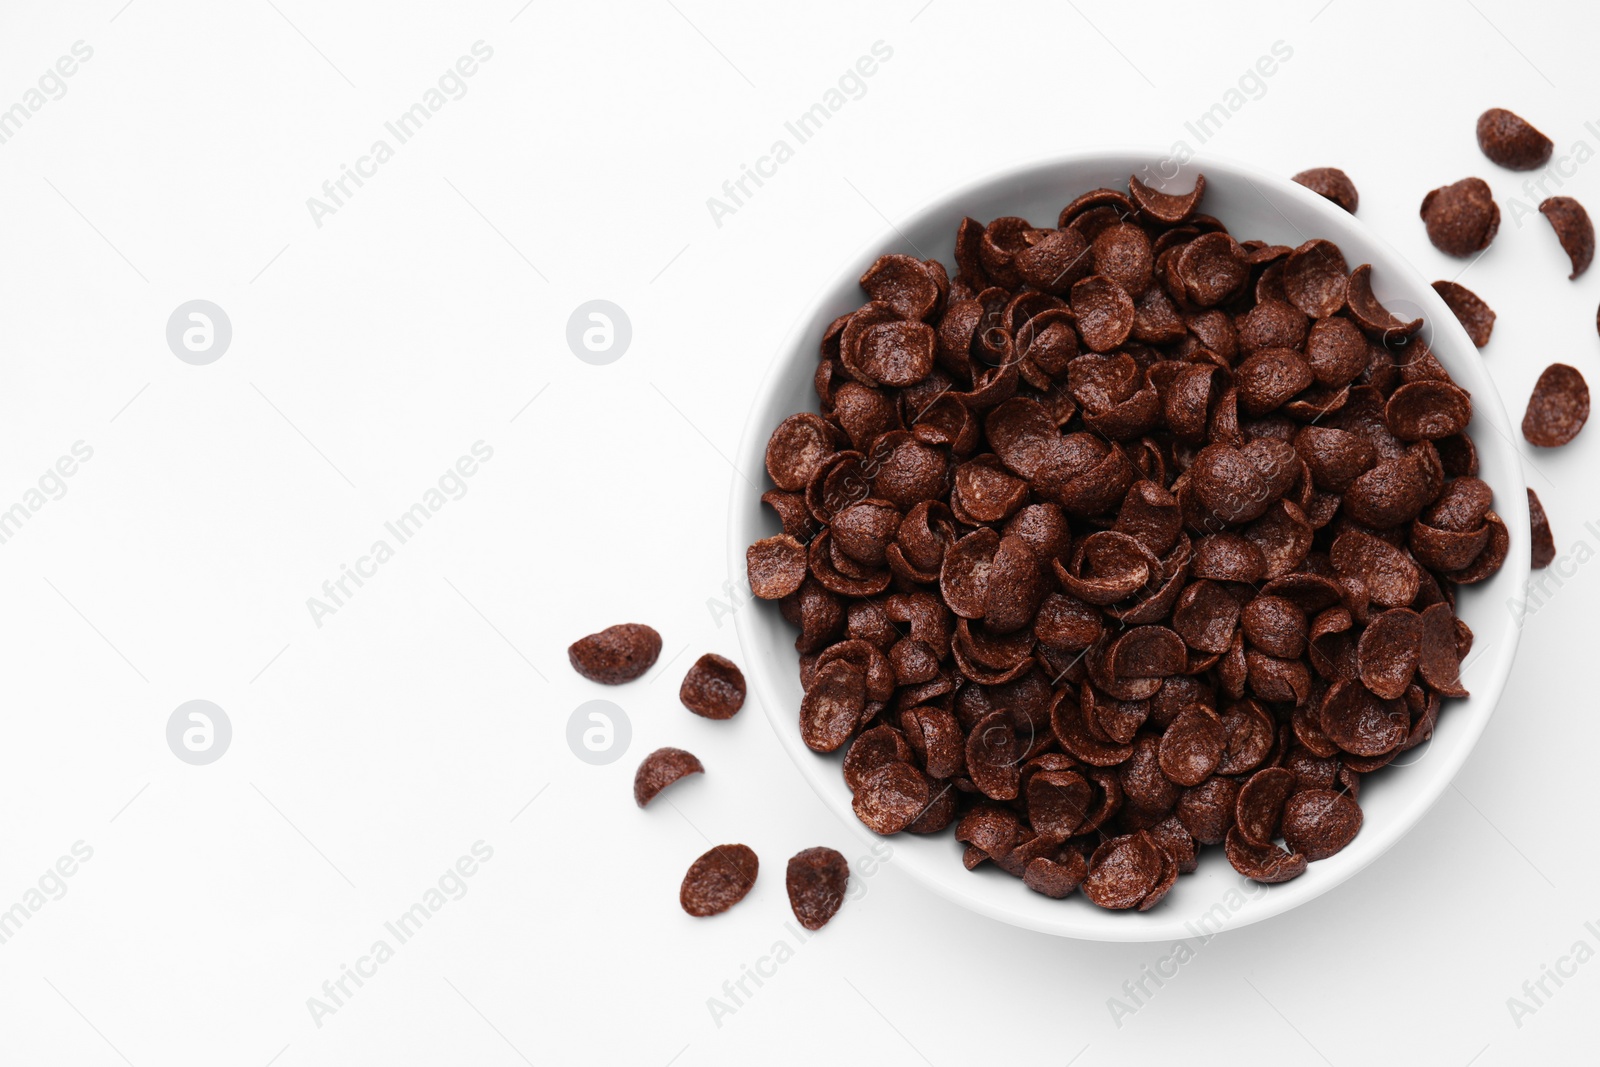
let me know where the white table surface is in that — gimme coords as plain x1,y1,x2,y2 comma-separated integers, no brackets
0,1,1595,1063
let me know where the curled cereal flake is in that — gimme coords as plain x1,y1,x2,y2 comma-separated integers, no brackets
983,535,1047,634
1431,281,1495,348
1440,431,1472,476
1240,595,1307,659
1421,178,1500,257
1528,488,1555,569
903,705,966,780
966,710,1023,800
1084,832,1163,909
1058,187,1136,229
633,747,704,808
1385,380,1472,441
953,628,1034,687
1109,626,1186,679
680,653,747,720
1023,853,1088,898
1133,284,1187,344
852,320,937,387
852,761,931,835
1016,229,1092,294
1224,827,1308,884
1071,275,1135,352
1235,349,1315,416
1331,528,1420,609
1138,843,1179,911
1294,425,1375,493
939,527,999,619
747,535,807,600
1190,534,1267,583
680,844,759,917
1005,502,1072,563
1172,580,1241,654
1281,789,1363,861
1128,172,1206,224
1423,476,1492,532
1119,734,1179,814
984,398,1060,480
800,660,866,752
869,435,950,509
1188,440,1297,524
1539,197,1594,279
1451,511,1509,585
786,847,849,930
1292,167,1359,213
1343,444,1443,529
1235,766,1295,847
1306,316,1370,388
952,456,1029,524
1216,700,1276,777
1477,108,1553,170
1056,530,1159,606
1239,299,1310,353
1320,679,1408,757
568,623,662,685
1050,689,1133,767
832,500,901,567
1092,223,1155,298
833,382,901,453
1282,239,1349,319
761,489,818,541
1522,363,1590,447
1034,592,1104,651
1175,232,1247,307
765,412,838,491
1346,265,1423,341
1149,815,1199,875
815,640,896,703
1417,602,1470,698
1357,608,1421,701
1158,708,1224,787
842,725,912,792
1243,647,1310,704
979,216,1034,289
860,254,940,321
1177,776,1238,845
1027,768,1093,837
808,532,890,598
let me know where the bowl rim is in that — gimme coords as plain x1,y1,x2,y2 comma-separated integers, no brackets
728,146,1529,941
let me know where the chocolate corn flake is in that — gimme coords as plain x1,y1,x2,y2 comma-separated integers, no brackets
680,653,747,719
680,844,759,917
786,847,849,930
1292,167,1359,214
1431,281,1496,348
634,747,704,808
1280,789,1363,861
569,623,662,685
1528,489,1555,569
1421,178,1500,257
751,172,1504,912
1522,363,1590,447
1476,108,1553,171
1539,197,1594,279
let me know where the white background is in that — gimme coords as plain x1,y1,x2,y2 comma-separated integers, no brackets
0,0,1596,1064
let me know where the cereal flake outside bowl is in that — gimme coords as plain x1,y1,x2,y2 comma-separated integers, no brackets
728,149,1529,942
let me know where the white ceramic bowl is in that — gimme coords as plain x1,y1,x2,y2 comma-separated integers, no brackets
729,150,1528,941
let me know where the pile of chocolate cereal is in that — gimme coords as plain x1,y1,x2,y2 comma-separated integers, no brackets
746,170,1514,910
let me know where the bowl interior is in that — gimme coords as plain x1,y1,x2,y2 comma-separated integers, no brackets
730,150,1529,941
